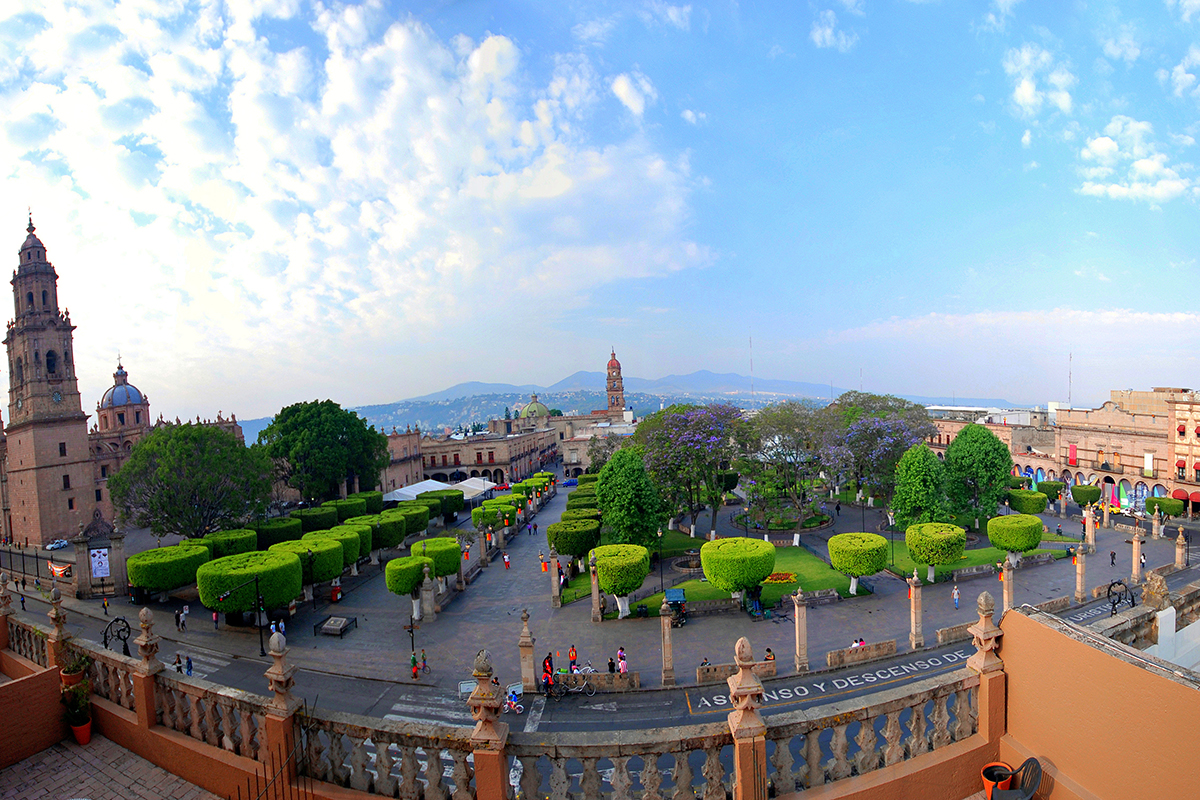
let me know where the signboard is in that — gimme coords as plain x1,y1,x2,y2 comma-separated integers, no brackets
89,547,111,578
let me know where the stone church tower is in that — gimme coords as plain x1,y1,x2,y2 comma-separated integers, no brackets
607,349,625,413
4,218,93,545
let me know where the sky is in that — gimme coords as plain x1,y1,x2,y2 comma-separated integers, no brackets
2,0,1200,422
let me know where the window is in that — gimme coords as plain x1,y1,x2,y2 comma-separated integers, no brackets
117,413,125,425
101,465,108,478
25,292,33,309
135,411,141,424
442,455,447,466
95,489,102,502
453,454,460,465
488,451,495,463
62,475,70,490
41,290,47,307
476,452,483,463
58,442,66,457
67,498,74,510
1179,466,1187,480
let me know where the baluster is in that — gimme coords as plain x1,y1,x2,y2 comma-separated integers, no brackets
768,735,795,795
968,684,979,736
348,737,372,791
952,689,973,741
450,749,474,800
123,670,136,710
423,746,448,800
187,694,204,742
549,757,571,800
328,733,351,785
670,750,694,800
375,740,399,797
519,755,541,800
610,756,634,800
854,717,879,775
163,685,179,731
906,703,929,758
825,724,851,781
204,698,222,747
701,746,724,800
236,708,253,758
882,711,904,766
803,730,822,788
307,729,332,782
641,754,664,800
399,746,422,800
220,703,237,752
931,694,952,749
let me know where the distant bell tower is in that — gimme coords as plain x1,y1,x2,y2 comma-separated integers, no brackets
606,349,625,413
3,217,93,546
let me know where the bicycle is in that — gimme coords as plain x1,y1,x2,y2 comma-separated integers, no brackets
577,660,597,674
550,675,596,698
501,695,524,714
421,661,431,674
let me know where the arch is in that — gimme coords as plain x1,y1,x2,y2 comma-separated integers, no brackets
492,469,504,484
1133,481,1149,512
1011,465,1020,476
480,469,491,480
470,470,479,478
1023,466,1034,478
1118,479,1132,510
431,472,450,482
1086,474,1098,485
937,451,944,460
1036,467,1045,482
1047,470,1056,480
45,350,57,374
1076,472,1085,485
570,467,584,478
1062,472,1074,486
123,441,133,451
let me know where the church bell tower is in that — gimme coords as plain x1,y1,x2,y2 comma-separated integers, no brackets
4,217,93,546
606,349,626,414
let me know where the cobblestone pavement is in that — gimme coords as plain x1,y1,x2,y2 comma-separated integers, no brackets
0,735,220,800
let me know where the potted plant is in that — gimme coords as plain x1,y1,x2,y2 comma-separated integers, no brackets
59,649,92,687
61,678,93,745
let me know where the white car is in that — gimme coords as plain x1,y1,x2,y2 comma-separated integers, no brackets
44,539,69,550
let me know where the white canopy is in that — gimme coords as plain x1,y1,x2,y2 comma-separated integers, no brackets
452,477,497,500
383,479,452,503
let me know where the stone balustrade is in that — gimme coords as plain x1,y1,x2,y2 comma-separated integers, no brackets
87,646,138,712
6,617,47,667
154,671,267,760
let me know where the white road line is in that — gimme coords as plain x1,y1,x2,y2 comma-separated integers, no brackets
524,696,545,733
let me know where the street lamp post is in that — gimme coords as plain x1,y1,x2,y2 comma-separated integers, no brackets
218,574,267,657
658,528,664,593
307,549,317,610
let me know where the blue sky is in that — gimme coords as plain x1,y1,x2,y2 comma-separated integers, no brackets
2,0,1199,420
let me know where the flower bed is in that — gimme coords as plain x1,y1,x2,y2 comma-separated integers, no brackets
764,572,797,584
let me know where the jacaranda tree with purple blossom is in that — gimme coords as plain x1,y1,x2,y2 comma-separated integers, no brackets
842,416,929,506
637,405,707,533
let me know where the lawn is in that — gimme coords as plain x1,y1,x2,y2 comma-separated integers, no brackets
560,529,702,605
881,540,1071,583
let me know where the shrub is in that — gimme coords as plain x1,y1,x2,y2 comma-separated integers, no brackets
571,485,597,498
253,518,303,550
127,545,210,592
987,514,1043,554
484,504,519,527
385,505,431,536
1037,481,1065,503
560,508,602,523
386,556,434,596
1007,489,1048,515
410,537,461,578
350,491,384,515
1071,484,1102,507
1146,497,1185,518
268,538,343,584
591,544,650,596
546,520,602,558
715,470,739,492
510,484,530,498
203,529,258,559
1007,476,1030,489
566,496,599,510
290,507,338,533
828,533,888,577
472,507,499,530
322,498,368,522
700,538,776,594
337,523,373,555
905,523,966,582
196,551,302,612
301,528,360,568
577,474,599,486
344,514,405,549
418,490,465,517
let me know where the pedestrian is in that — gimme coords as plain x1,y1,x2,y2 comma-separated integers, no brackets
699,657,710,667
181,606,188,631
174,609,181,631
534,523,538,536
271,621,277,634
174,654,182,673
279,619,285,636
34,577,40,591
21,576,26,591
542,652,554,695
527,522,532,536
618,656,628,675
1140,553,1146,570
764,648,775,661
102,597,109,616
835,501,841,516
608,657,616,674
411,651,419,680
617,646,625,663
185,656,193,677
20,594,25,611
1056,524,1062,536
568,644,577,671
503,551,510,569
421,649,427,671
213,611,219,630
952,584,960,610
1110,551,1117,567
851,639,859,648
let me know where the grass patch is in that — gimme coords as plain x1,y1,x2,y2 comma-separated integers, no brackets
883,540,1070,583
599,528,699,558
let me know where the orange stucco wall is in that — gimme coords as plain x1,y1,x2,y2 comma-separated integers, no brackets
999,610,1200,799
0,663,66,768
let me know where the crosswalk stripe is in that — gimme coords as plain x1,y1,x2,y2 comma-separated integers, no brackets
163,652,230,680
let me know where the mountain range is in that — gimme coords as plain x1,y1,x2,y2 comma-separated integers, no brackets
237,371,1020,443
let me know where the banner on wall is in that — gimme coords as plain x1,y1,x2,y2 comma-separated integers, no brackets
1134,483,1148,512
1144,453,1154,477
1069,444,1077,466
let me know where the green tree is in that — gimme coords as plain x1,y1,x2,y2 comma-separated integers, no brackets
827,532,888,595
891,444,950,531
591,544,651,618
904,523,966,583
257,400,389,502
943,424,1013,527
109,423,271,541
700,538,776,597
987,514,1043,566
595,447,664,548
1007,489,1048,515
586,434,622,474
750,400,825,517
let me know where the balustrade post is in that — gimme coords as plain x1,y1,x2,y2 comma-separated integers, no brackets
965,592,1005,743
0,573,11,652
1102,499,1111,530
727,637,768,800
46,585,67,668
1001,563,1014,613
467,649,509,800
518,609,537,692
131,608,163,730
791,590,808,674
1152,512,1162,540
1074,547,1086,604
1177,529,1188,570
660,601,675,686
1059,493,1066,519
262,632,301,778
1085,506,1096,553
1131,531,1144,584
589,554,601,623
549,546,561,608
908,569,924,650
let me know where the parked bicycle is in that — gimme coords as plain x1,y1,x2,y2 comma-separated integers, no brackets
549,675,596,698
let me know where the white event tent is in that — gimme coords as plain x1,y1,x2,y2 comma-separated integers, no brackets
382,479,452,503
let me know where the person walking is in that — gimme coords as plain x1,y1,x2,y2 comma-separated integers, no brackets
618,655,628,675
20,594,25,611
835,501,841,517
213,611,219,630
279,619,285,637
421,649,428,672
533,523,538,536
542,652,554,696
1140,552,1146,570
411,651,419,680
1110,551,1117,567
527,522,533,536
181,606,188,632
952,584,960,610
174,654,182,673
174,609,181,631
1056,524,1062,536
185,656,193,677
503,552,510,569
102,597,108,616
568,645,577,671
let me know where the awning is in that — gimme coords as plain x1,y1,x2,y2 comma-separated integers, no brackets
1191,491,1200,503
1177,460,1187,468
1173,489,1188,499
1195,426,1200,436
1179,425,1187,433
1194,462,1200,471
451,477,498,500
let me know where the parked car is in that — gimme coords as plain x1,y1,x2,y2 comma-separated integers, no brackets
563,478,578,487
44,539,69,550
494,483,510,490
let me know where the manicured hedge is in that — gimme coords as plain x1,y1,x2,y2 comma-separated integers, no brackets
346,514,406,549
472,507,499,530
302,528,360,568
1071,485,1102,507
127,545,210,592
1007,476,1031,489
197,551,302,613
560,508,602,523
269,538,343,584
253,518,303,551
204,529,258,559
1007,489,1048,515
1146,497,1185,518
1037,481,1065,503
401,498,444,518
566,496,599,510
591,544,650,596
411,537,461,578
350,491,384,515
510,484,530,498
828,533,889,577
337,523,373,556
418,490,464,516
987,514,1043,554
290,507,338,533
485,504,519,527
322,497,368,522
577,474,599,486
571,485,597,498
905,523,966,568
385,505,431,536
386,556,434,596
546,520,602,558
700,538,776,594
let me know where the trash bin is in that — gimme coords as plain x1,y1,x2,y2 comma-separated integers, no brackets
635,604,648,618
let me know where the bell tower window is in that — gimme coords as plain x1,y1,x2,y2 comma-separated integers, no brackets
45,350,57,374
25,292,33,310
41,290,47,307
14,358,22,383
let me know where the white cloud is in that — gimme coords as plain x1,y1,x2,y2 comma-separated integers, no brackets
641,2,692,31
838,0,866,17
980,0,1023,32
1024,160,1039,170
681,109,706,124
1002,43,1075,118
573,17,619,45
810,10,858,53
1167,0,1200,23
1101,28,1141,64
1160,46,1200,98
611,71,657,116
1021,129,1031,147
1078,116,1191,203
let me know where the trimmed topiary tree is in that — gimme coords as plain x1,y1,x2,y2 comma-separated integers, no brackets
591,543,650,618
127,545,210,593
350,491,384,515
1146,497,1185,519
269,538,343,591
1037,481,1065,503
905,523,966,583
418,490,465,523
386,505,431,538
336,524,373,561
290,507,338,533
471,506,498,531
322,497,368,522
1007,489,1048,515
987,514,1043,566
197,551,303,619
410,537,462,587
302,528,360,570
828,532,888,595
1071,484,1101,508
560,508,601,523
386,555,435,618
253,518,303,551
566,495,599,511
1007,475,1031,489
577,474,599,486
700,538,776,598
203,529,258,559
546,520,602,562
347,514,406,550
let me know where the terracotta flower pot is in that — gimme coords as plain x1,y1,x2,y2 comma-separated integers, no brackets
981,762,1014,799
60,669,84,687
70,720,92,746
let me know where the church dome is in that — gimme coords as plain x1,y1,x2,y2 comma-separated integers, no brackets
519,394,550,418
608,349,621,370
99,362,145,408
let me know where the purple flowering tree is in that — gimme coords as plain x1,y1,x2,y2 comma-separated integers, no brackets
841,416,928,506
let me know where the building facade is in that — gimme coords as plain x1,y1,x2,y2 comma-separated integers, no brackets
420,425,556,484
379,426,422,491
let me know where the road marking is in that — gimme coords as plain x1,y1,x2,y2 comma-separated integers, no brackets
524,696,545,733
164,652,230,681
578,702,617,712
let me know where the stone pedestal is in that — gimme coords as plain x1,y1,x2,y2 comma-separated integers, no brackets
466,650,509,800
46,586,68,668
1102,501,1111,530
549,547,561,609
965,592,1006,744
0,574,11,652
791,591,808,674
589,554,601,623
1059,495,1066,519
518,609,537,692
1131,532,1144,584
660,601,675,686
727,638,768,800
1177,529,1188,570
420,565,437,622
1152,514,1162,540
1074,548,1086,604
1085,507,1097,554
1001,563,1014,613
907,570,924,650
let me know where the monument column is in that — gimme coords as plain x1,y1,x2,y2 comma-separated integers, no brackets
1177,528,1188,570
1001,563,1014,613
518,609,537,692
791,591,808,674
907,570,924,650
131,608,163,730
549,546,561,608
1131,531,1144,584
1074,547,1086,604
589,553,601,623
965,592,1006,744
726,637,768,800
660,601,675,686
1102,499,1111,530
420,564,437,621
466,650,509,800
